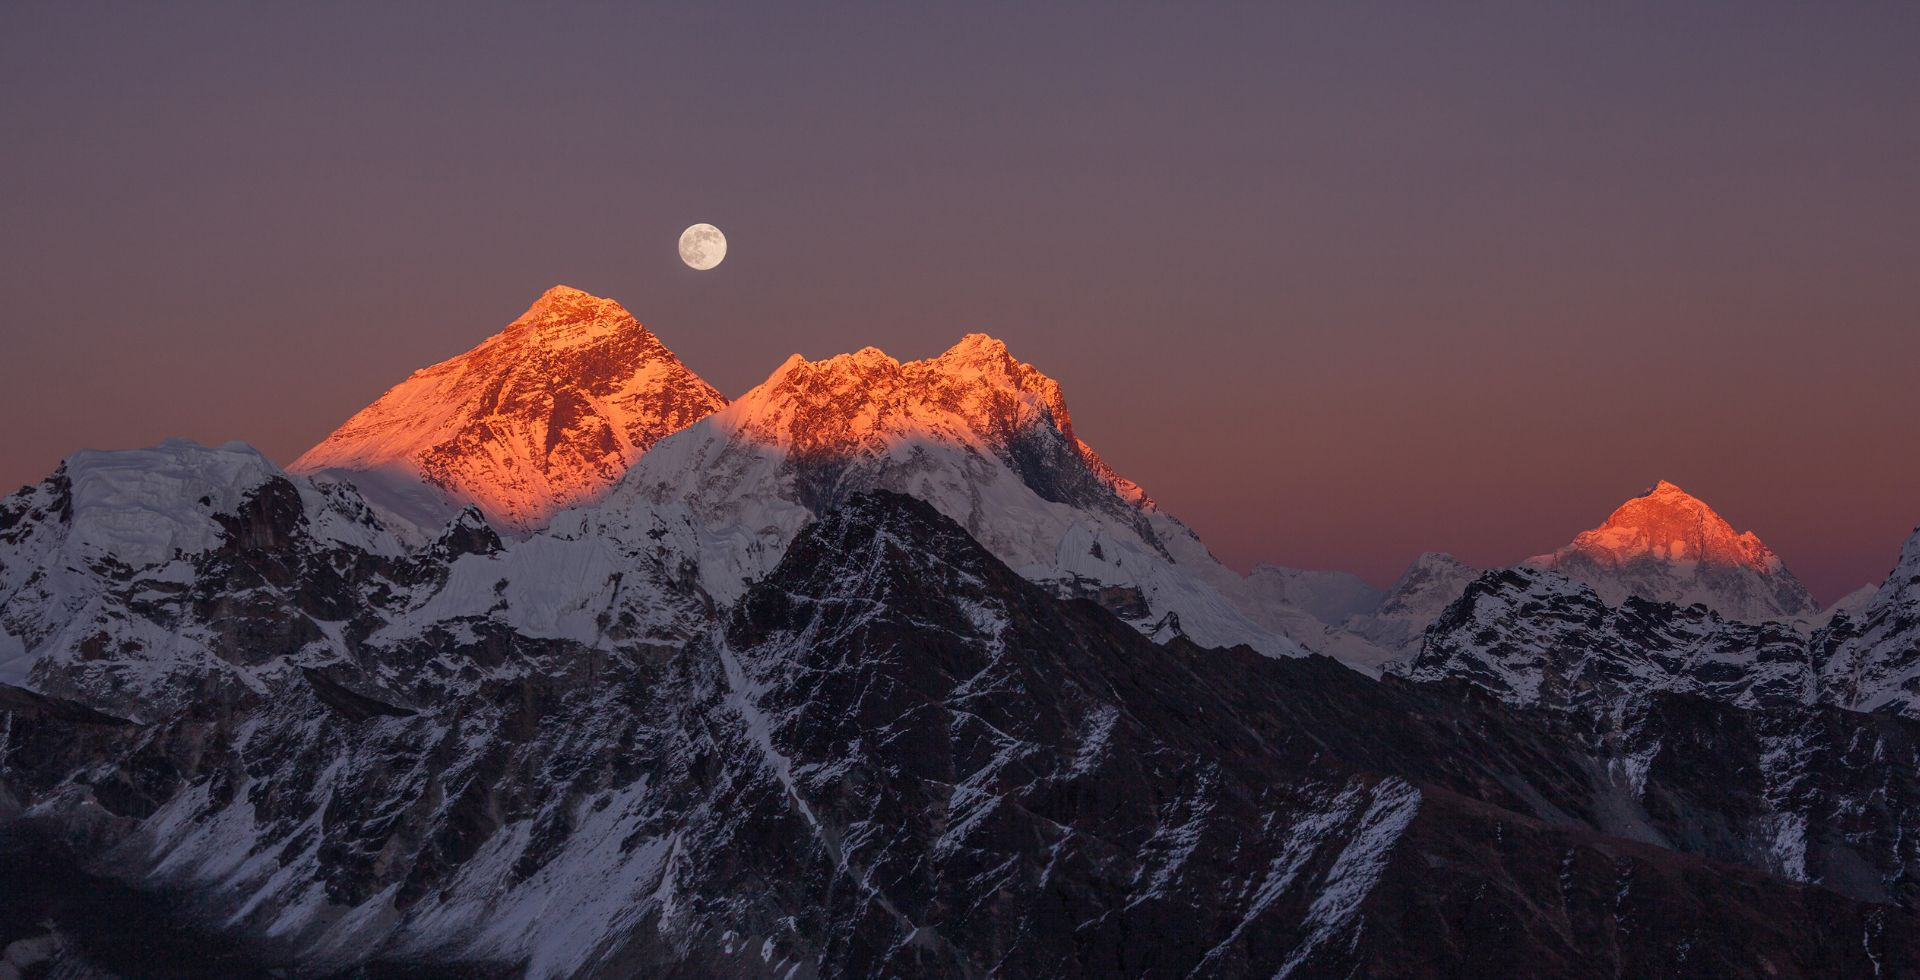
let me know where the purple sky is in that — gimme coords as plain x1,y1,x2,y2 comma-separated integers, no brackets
3,3,1917,602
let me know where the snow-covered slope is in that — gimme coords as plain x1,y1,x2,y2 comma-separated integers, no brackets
1818,582,1879,627
0,436,728,727
7,492,1919,976
3,328,1310,718
1335,551,1480,670
1234,555,1482,677
579,334,1303,657
1526,480,1818,626
0,440,410,715
1394,566,1816,711
1818,527,1920,717
291,285,725,535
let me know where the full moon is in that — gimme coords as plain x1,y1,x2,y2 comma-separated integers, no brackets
678,223,726,270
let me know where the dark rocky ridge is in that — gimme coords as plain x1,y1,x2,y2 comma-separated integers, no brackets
3,491,1919,976
1403,553,1920,723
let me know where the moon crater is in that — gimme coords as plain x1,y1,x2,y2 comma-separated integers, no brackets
679,223,726,270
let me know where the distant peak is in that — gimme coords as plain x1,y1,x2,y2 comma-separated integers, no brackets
1410,551,1473,570
713,332,1144,509
539,283,593,300
1574,481,1759,559
1525,477,1818,621
941,332,1011,358
763,346,903,386
512,284,640,334
527,283,619,310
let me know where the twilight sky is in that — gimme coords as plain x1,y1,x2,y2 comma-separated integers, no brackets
3,3,1916,602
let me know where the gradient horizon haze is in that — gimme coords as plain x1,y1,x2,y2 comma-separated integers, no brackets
3,3,1916,602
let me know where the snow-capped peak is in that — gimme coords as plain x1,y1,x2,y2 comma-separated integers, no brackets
507,283,645,347
1553,480,1781,570
713,334,1145,505
592,333,1295,657
1526,479,1817,624
290,285,726,535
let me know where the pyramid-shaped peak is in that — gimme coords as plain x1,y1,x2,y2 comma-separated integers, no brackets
292,285,724,533
528,283,618,308
1607,480,1733,528
538,282,594,301
1527,479,1817,622
510,284,644,339
1576,480,1771,565
1605,481,1728,522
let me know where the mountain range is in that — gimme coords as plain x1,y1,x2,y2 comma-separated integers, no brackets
3,285,1917,976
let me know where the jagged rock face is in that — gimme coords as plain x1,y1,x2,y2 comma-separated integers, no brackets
1820,528,1920,717
430,504,506,560
1397,567,1817,711
596,335,1300,657
6,492,1920,977
0,441,416,720
1528,480,1818,625
291,285,726,535
0,440,714,723
1403,535,1920,723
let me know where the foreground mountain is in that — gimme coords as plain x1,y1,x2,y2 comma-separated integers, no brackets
1395,567,1816,711
5,491,1918,976
1820,527,1920,717
1527,480,1819,626
291,285,726,535
1401,524,1920,724
0,439,716,724
0,440,413,718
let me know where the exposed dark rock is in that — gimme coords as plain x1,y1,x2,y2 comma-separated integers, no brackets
5,490,1920,977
